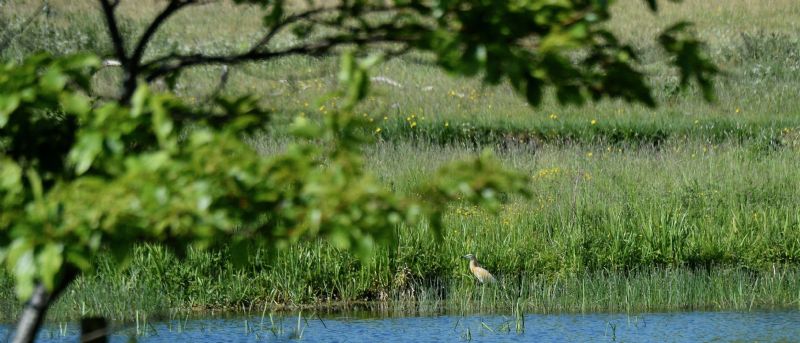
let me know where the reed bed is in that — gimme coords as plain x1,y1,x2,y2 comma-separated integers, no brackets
1,0,799,322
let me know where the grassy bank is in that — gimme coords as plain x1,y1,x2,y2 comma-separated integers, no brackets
3,248,799,322
1,0,800,322
2,141,799,321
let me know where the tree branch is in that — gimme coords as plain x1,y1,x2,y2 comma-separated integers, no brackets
137,2,415,85
248,4,399,54
98,0,128,65
248,6,341,54
144,34,408,82
10,267,79,343
115,0,197,103
130,0,194,68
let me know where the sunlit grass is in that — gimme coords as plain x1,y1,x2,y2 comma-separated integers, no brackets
1,0,800,322
1,140,798,321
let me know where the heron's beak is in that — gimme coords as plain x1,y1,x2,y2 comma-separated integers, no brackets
462,255,470,259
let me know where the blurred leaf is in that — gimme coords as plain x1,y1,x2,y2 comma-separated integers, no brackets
59,52,101,70
338,51,356,85
290,116,321,138
131,85,149,118
658,22,718,102
25,169,43,202
65,250,92,271
149,95,174,145
262,0,284,27
0,94,20,127
0,159,22,191
523,75,543,106
37,243,63,290
6,239,35,299
39,67,68,92
60,92,91,116
69,132,103,175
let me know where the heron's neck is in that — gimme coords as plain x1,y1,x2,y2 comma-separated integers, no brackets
469,259,480,268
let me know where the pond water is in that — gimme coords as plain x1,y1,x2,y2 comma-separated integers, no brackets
3,310,799,342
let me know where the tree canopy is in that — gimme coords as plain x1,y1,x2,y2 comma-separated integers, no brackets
0,1,717,342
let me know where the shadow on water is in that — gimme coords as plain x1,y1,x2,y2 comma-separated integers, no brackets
2,309,800,342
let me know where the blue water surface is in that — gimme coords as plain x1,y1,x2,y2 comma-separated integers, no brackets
2,310,799,342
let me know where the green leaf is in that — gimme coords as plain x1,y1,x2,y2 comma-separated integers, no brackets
6,239,35,300
262,0,284,27
59,52,101,70
66,250,92,271
40,67,68,93
523,75,543,106
149,95,174,145
37,243,64,290
0,159,23,206
0,159,22,190
0,94,20,128
69,132,103,175
347,68,369,103
60,92,91,116
25,169,44,202
358,53,383,69
329,230,351,250
5,239,31,272
131,85,149,118
14,250,36,300
338,51,356,84
290,116,321,139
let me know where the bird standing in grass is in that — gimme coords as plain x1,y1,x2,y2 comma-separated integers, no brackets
462,254,496,284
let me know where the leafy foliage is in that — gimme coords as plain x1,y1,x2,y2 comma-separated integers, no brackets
147,0,717,108
0,52,527,301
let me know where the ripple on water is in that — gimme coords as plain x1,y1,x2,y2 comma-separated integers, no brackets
2,310,800,342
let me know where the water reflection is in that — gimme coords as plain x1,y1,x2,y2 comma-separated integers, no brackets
3,310,799,342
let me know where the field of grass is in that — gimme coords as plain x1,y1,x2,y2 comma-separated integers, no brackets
1,0,800,322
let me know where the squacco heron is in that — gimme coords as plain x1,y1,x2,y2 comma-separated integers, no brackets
462,254,496,284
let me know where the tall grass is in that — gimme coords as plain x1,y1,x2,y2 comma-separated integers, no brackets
1,140,797,321
1,0,800,322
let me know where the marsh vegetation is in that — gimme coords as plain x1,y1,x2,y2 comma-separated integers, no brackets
1,0,799,325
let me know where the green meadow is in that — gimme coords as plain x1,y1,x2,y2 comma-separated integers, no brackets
1,0,800,321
